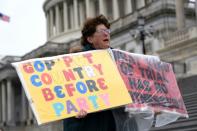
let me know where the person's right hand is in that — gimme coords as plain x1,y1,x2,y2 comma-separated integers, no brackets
75,109,87,118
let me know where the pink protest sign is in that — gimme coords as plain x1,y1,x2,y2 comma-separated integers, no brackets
112,49,188,117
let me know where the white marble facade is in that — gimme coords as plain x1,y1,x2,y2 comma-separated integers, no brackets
43,0,145,40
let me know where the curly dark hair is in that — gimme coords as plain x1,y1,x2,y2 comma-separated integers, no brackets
81,14,110,46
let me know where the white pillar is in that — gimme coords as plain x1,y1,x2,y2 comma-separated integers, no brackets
85,0,90,17
79,1,85,26
175,0,185,29
131,0,136,11
1,81,6,123
49,8,54,37
6,79,14,124
137,0,145,9
46,11,50,39
89,0,96,17
112,0,120,20
0,82,2,123
55,4,61,34
74,0,79,29
99,0,106,15
63,1,69,31
27,104,33,125
195,0,197,23
69,4,74,29
21,89,27,122
125,0,132,14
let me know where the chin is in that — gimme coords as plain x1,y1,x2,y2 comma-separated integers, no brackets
102,45,110,49
104,43,110,48
106,44,110,48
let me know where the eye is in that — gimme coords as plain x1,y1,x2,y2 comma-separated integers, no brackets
96,29,110,34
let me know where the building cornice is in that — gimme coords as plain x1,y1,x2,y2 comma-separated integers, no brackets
43,0,63,12
0,64,17,81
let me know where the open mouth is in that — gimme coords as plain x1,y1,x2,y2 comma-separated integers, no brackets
103,38,109,42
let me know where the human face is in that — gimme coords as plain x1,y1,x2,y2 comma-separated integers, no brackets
87,24,110,49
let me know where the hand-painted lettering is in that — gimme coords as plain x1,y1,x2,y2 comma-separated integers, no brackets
42,88,55,101
83,53,93,64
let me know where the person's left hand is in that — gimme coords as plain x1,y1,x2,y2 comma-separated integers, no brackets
75,109,87,118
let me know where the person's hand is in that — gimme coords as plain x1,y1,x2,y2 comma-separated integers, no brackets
155,110,162,115
75,109,87,118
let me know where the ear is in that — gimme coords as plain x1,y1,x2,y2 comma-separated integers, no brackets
87,36,93,44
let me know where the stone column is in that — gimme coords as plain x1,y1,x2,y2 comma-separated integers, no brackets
0,82,2,123
6,79,14,125
55,4,61,34
1,81,6,123
49,8,54,37
63,0,68,31
74,0,79,29
69,4,74,29
46,11,50,39
131,0,136,11
112,0,120,20
99,0,106,15
175,0,185,29
21,89,27,122
137,0,145,9
195,0,197,23
85,0,90,17
125,0,132,14
89,0,96,17
26,102,33,125
68,4,73,29
79,1,85,26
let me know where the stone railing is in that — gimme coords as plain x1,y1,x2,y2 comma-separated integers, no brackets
164,28,189,47
164,26,197,48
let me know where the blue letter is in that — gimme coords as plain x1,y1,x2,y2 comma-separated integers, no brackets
54,86,65,98
34,61,45,72
30,75,42,87
52,103,64,116
88,95,98,109
76,81,87,94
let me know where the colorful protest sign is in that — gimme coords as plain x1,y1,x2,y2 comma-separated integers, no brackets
112,49,188,118
12,49,132,125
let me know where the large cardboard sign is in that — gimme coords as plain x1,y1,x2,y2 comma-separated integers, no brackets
112,49,188,117
12,50,132,125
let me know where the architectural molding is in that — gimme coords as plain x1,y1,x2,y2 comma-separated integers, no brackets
158,26,197,62
43,0,63,12
158,38,197,62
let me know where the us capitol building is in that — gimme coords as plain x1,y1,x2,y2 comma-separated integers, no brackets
0,0,197,131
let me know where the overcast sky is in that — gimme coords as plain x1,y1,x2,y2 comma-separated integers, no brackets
0,0,46,56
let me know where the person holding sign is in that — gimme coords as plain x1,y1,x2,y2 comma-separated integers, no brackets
63,15,140,131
